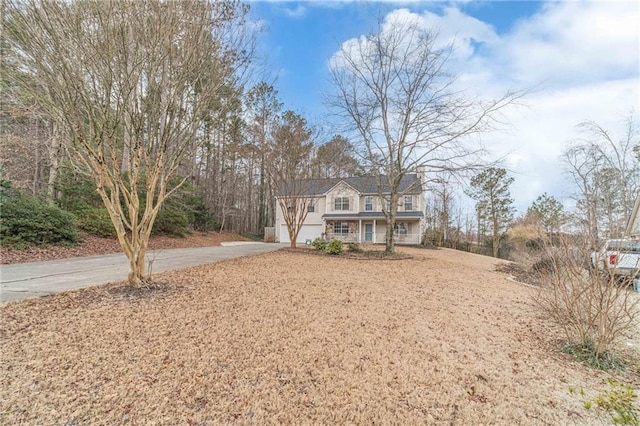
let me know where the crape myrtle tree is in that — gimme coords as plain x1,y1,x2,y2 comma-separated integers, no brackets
329,12,524,253
5,0,253,286
467,168,515,258
268,111,314,248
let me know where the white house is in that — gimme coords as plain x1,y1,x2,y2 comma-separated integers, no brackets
275,174,425,244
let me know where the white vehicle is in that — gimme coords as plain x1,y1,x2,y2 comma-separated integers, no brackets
590,238,640,280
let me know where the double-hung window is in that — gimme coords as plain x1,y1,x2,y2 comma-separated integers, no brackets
365,196,373,211
333,221,350,237
308,199,316,213
334,197,349,211
394,222,408,236
404,195,413,211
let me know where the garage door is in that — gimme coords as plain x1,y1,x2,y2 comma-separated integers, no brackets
279,224,322,244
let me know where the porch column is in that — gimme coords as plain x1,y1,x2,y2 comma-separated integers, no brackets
358,219,362,243
373,219,377,244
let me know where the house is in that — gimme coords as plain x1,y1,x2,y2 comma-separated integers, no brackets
275,174,425,244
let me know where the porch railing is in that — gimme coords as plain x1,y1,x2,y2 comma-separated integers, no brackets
324,233,421,245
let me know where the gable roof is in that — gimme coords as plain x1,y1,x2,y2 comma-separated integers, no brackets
277,174,422,197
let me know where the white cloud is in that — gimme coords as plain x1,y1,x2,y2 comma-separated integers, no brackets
484,1,639,87
330,2,640,213
282,4,308,19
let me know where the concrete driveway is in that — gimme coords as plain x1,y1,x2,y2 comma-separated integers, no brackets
0,242,284,303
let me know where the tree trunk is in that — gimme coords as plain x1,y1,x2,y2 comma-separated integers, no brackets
127,246,147,287
46,122,62,205
385,219,395,253
385,193,398,253
492,212,500,258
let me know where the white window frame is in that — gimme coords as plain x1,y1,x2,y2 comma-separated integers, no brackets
365,196,373,211
394,222,408,236
404,195,413,211
308,199,316,213
334,197,349,211
333,221,350,236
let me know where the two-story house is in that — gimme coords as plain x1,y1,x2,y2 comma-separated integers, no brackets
275,174,425,244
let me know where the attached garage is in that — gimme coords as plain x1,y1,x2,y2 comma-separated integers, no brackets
279,224,322,244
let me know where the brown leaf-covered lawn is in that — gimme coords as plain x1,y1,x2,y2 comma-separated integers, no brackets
1,248,638,425
0,231,248,265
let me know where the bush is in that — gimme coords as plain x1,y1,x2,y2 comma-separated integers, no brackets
312,237,327,251
74,206,116,237
325,239,343,255
533,238,640,365
525,238,544,252
532,256,555,274
153,204,191,237
1,187,79,248
347,243,364,253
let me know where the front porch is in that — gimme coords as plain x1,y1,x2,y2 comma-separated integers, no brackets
323,219,422,245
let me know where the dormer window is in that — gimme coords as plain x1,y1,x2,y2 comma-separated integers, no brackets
334,197,349,211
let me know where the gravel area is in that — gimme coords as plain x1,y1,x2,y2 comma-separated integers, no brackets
0,247,638,424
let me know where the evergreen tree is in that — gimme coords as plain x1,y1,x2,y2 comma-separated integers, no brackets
527,192,565,235
467,168,515,257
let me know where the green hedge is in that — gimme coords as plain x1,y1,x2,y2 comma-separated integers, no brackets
1,187,78,248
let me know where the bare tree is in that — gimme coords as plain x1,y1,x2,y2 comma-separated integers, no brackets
423,174,456,246
563,113,640,245
5,0,252,286
268,111,314,248
329,16,524,252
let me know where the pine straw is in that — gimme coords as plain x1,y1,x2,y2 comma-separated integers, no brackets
1,248,637,425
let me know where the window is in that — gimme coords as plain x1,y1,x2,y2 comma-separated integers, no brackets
334,197,349,211
308,199,316,213
385,199,391,212
404,195,413,211
394,222,408,236
365,196,373,211
333,221,350,236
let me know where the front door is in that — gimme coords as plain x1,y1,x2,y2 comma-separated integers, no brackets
364,224,373,242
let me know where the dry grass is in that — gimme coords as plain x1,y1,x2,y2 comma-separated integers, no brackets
1,247,638,425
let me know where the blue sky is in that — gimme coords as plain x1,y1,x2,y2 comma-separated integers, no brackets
247,1,640,214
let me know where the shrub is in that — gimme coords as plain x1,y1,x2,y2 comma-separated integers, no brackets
325,238,343,255
55,170,103,211
153,204,191,237
1,187,79,248
74,206,116,237
532,256,555,274
312,237,327,251
525,238,544,252
347,243,364,253
533,238,640,365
